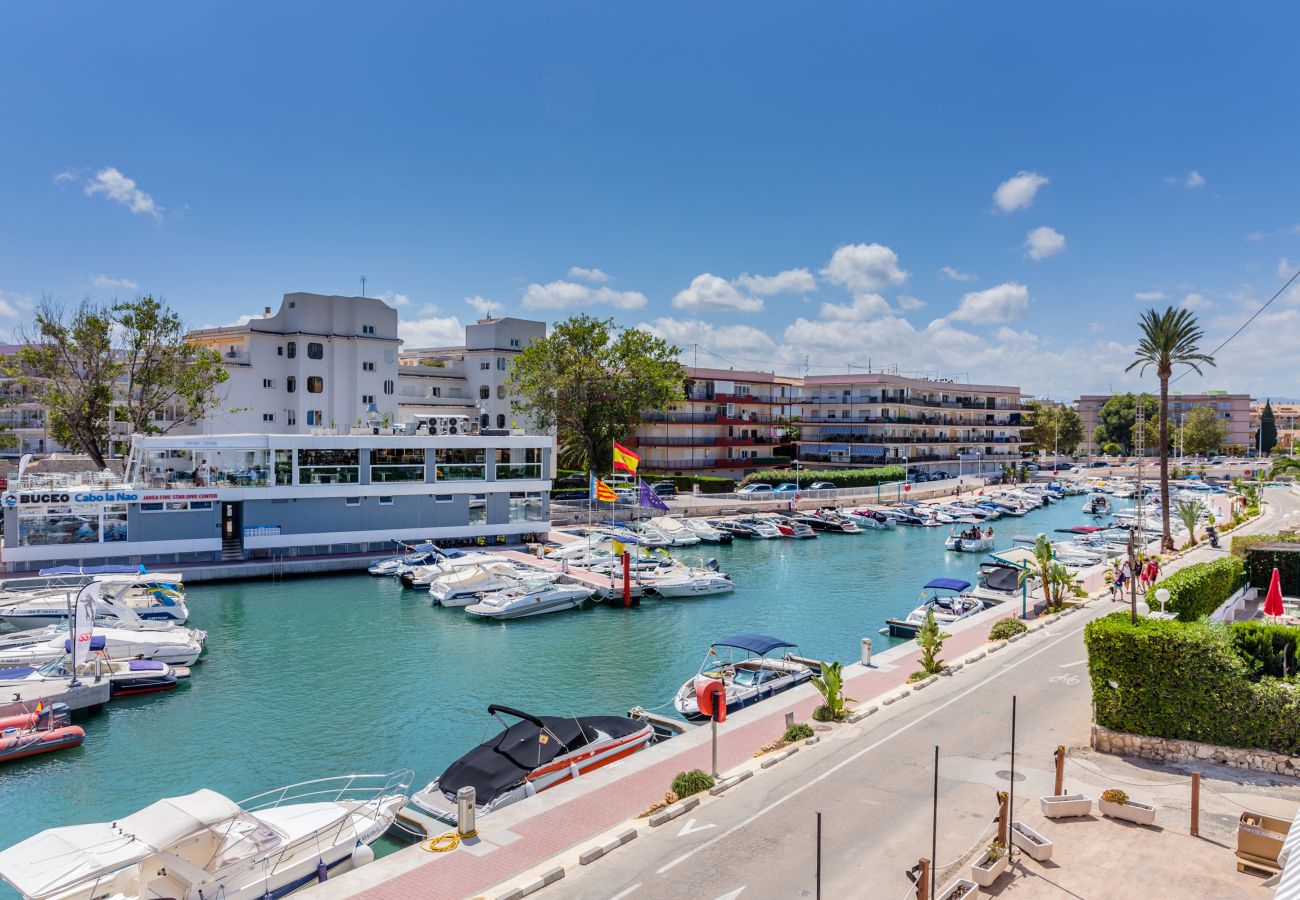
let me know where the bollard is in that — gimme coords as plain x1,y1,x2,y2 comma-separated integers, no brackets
622,551,631,608
785,711,795,730
456,786,477,838
914,858,930,900
861,637,872,667
1191,772,1200,837
996,790,1009,848
1054,745,1065,796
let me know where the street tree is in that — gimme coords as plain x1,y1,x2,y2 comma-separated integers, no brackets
1024,403,1084,457
1179,405,1228,456
1093,393,1159,454
506,315,685,473
1127,306,1216,551
1259,400,1278,454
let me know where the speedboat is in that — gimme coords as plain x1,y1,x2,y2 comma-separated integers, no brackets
0,573,188,630
408,706,653,825
427,562,556,607
734,517,784,539
368,542,442,576
886,578,986,637
758,514,816,539
886,508,927,527
0,649,184,698
969,563,1026,604
0,771,412,900
0,625,205,668
0,704,85,765
681,518,733,543
465,583,593,620
643,517,702,546
945,527,996,553
812,509,862,533
946,503,992,521
400,550,499,588
1082,495,1112,516
648,568,735,598
672,634,813,720
848,508,894,529
709,519,758,539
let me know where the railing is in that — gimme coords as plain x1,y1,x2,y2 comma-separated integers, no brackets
638,435,775,447
241,769,414,813
640,456,782,470
495,463,543,480
435,464,486,481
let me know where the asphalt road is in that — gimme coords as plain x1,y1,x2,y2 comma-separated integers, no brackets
551,485,1298,900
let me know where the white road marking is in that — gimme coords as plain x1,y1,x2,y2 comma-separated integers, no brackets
1049,673,1081,685
655,617,1098,876
1058,659,1086,667
712,889,745,900
607,883,642,900
677,818,716,837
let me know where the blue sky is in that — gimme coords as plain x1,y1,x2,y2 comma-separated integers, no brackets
3,2,1299,399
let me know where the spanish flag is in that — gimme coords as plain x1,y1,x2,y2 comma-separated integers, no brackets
612,441,640,475
590,474,617,503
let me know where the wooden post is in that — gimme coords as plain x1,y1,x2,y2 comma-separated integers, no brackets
997,790,1009,847
1054,745,1065,796
622,551,631,607
915,858,930,900
1191,772,1201,837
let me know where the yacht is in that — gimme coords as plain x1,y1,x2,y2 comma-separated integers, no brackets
848,508,894,529
399,550,500,588
368,542,441,576
793,511,861,534
427,563,557,607
680,518,733,543
648,568,735,598
0,573,188,630
408,706,653,825
1083,495,1112,516
673,634,813,720
464,583,593,620
757,514,816,539
0,624,206,668
0,649,184,698
0,772,412,900
734,517,784,539
709,519,759,539
643,517,702,546
886,578,986,637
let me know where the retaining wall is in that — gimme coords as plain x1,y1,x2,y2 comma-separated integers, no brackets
1091,723,1300,777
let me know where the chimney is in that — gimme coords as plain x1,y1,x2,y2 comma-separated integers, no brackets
263,306,272,317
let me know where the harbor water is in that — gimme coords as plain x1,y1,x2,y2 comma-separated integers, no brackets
0,496,1116,879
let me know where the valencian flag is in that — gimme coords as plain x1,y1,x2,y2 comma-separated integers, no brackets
612,442,640,475
590,474,618,503
638,479,670,511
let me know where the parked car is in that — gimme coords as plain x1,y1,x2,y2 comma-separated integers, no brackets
930,471,952,481
737,483,774,494
1088,460,1109,468
808,481,837,490
907,473,930,484
772,483,800,493
650,481,677,496
1024,463,1040,472
551,488,589,500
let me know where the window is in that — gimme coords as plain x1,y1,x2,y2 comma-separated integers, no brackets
362,361,376,372
434,494,453,503
480,413,489,429
371,447,425,482
378,496,393,505
289,300,296,308
277,346,284,356
262,413,275,423
306,410,324,426
497,414,506,429
275,449,293,484
469,493,487,524
383,380,394,395
510,338,520,347
430,387,441,397
18,504,129,545
496,357,506,371
307,376,323,393
297,448,360,484
141,500,211,513
362,324,375,335
508,491,544,523
287,341,296,359
287,376,296,393
362,394,375,404
480,361,490,370
345,497,360,506
496,386,506,399
435,447,486,480
263,378,275,389
307,342,323,359
286,410,296,427
479,386,490,400
495,447,541,479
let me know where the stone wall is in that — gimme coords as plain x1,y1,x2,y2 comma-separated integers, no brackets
1091,724,1300,777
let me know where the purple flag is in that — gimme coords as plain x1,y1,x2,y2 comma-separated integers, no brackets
638,480,670,511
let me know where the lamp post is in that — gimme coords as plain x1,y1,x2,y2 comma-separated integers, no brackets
1155,587,1170,616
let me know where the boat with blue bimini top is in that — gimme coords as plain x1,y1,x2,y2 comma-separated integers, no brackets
673,634,814,721
368,541,443,577
886,578,987,638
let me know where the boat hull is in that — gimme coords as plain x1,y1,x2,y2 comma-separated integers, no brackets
676,669,812,721
0,725,85,763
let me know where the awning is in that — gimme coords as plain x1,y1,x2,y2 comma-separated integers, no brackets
992,547,1038,569
713,634,796,656
923,578,972,592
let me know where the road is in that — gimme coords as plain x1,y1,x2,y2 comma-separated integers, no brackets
551,485,1298,900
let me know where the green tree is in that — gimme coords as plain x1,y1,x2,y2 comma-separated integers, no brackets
1176,500,1201,546
1259,400,1278,454
1127,306,1216,551
1179,405,1228,456
1093,393,1159,455
506,315,685,473
916,610,949,675
1023,403,1084,457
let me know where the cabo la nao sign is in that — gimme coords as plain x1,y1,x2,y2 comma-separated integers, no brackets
2,490,142,508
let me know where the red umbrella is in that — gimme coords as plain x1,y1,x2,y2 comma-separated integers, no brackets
1264,567,1285,619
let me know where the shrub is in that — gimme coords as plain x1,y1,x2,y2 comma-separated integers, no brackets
1101,789,1129,805
1231,533,1300,596
640,473,737,494
1144,556,1244,621
988,618,1028,642
782,722,815,742
1230,620,1300,680
811,661,854,720
811,704,836,722
739,466,905,490
670,769,715,798
917,609,948,674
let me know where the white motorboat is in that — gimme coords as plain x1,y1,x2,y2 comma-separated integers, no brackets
0,623,206,668
848,508,894,529
759,514,817,539
1082,495,1112,516
428,563,557,607
644,517,702,546
969,564,1027,604
735,517,784,539
0,573,188,630
0,772,412,900
886,578,986,637
673,634,812,720
648,568,734,598
681,518,733,543
400,550,499,587
465,583,593,620
945,527,996,553
368,542,441,576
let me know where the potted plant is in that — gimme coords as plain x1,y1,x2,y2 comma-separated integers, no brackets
970,839,1009,887
1011,820,1054,861
1098,788,1157,825
937,879,979,900
1040,793,1092,819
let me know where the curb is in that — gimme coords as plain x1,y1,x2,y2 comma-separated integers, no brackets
847,705,878,723
495,866,565,900
805,735,821,746
882,689,911,706
709,770,753,796
1008,631,1027,643
648,796,699,827
912,675,938,690
578,828,638,866
988,641,1007,653
760,745,800,769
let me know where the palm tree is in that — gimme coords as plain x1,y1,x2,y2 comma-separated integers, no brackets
1175,500,1201,546
1126,307,1216,551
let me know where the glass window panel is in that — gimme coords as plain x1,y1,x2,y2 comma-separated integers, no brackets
469,494,487,524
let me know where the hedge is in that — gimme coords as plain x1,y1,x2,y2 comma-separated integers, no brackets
1230,621,1300,680
1085,613,1300,755
1231,533,1300,596
739,465,906,489
640,473,736,494
1144,555,1243,621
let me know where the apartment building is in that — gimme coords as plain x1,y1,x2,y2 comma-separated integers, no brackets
797,374,1025,473
1251,401,1300,452
0,352,66,458
1077,390,1253,454
633,368,802,475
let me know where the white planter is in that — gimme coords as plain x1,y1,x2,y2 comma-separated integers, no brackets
970,849,1009,887
1099,798,1157,825
1011,821,1054,861
1040,793,1092,818
937,879,979,900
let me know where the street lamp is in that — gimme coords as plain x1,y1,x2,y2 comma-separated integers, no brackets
1155,587,1170,615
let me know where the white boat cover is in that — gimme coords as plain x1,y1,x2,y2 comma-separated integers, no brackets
990,547,1037,569
0,789,240,898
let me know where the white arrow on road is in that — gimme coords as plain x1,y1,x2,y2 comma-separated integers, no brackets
712,889,744,900
677,818,717,837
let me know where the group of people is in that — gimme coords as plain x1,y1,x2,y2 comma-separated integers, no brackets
1110,556,1162,599
956,525,994,541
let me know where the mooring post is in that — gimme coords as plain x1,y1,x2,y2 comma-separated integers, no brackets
1054,744,1065,796
915,858,930,900
997,790,1009,847
1191,772,1201,837
622,551,631,607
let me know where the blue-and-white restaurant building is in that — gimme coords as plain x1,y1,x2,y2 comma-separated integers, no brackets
1,430,553,573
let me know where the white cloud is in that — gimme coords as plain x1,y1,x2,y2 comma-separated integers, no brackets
91,274,138,290
568,266,609,283
938,265,976,282
638,317,778,357
1134,291,1166,302
521,280,647,310
0,291,30,320
1024,226,1066,260
1185,170,1205,189
672,274,763,313
819,243,908,294
400,315,466,347
783,314,918,356
83,167,161,219
818,293,891,322
1180,292,1211,311
949,282,1030,324
52,169,78,183
993,171,1049,213
1279,258,1294,278
733,268,816,296
375,291,411,307
897,295,926,311
465,295,503,317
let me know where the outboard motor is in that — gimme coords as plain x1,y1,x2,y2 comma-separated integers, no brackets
705,558,720,572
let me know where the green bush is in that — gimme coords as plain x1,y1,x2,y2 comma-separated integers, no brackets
640,473,737,494
1230,533,1300,596
1230,621,1300,680
811,704,836,722
1085,613,1300,755
739,466,906,489
1144,556,1244,621
670,769,716,798
782,722,815,742
988,617,1028,642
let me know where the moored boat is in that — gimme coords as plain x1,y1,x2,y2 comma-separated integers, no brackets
0,703,85,764
945,526,996,553
673,634,813,720
886,578,986,638
464,583,593,620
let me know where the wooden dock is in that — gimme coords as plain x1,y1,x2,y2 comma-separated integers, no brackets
0,676,111,718
495,549,649,601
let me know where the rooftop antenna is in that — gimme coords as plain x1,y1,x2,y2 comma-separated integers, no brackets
360,276,367,298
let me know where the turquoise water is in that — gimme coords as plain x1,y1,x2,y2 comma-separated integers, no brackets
0,495,1112,885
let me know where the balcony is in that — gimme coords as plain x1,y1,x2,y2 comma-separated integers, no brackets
643,456,781,470
637,435,775,447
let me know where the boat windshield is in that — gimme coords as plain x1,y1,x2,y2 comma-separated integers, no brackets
203,814,283,872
